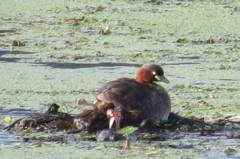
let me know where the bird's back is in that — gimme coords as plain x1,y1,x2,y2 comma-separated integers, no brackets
96,78,171,124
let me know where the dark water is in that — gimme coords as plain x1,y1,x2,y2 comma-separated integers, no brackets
1,109,240,159
0,108,38,144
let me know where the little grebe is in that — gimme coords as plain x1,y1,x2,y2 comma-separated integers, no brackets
75,64,171,131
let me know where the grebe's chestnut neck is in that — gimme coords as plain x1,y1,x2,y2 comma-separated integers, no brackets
136,64,169,84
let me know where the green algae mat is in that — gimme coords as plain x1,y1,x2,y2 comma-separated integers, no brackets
0,0,240,158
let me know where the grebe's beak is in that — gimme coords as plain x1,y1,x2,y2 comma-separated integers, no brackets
155,75,170,84
159,75,170,83
152,71,170,84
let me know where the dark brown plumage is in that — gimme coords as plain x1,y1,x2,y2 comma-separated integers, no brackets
75,64,171,131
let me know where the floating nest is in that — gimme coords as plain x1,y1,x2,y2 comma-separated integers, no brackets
4,103,240,141
4,104,74,133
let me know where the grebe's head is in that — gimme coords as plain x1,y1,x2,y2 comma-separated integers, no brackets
136,64,169,84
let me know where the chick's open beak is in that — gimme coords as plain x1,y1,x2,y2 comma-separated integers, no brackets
106,109,114,129
109,116,115,129
106,108,122,129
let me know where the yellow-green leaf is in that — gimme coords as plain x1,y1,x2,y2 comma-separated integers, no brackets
3,116,12,123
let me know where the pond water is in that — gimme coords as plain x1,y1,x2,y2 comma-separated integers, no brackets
1,111,240,158
1,0,240,158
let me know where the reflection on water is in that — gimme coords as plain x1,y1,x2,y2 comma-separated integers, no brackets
0,108,38,144
0,131,21,144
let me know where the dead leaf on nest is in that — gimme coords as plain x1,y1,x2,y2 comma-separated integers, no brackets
206,95,214,99
65,16,85,25
12,40,25,46
78,98,87,104
31,142,42,147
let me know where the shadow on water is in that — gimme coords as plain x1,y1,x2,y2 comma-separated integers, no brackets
0,50,35,62
166,62,201,65
0,30,16,37
32,61,201,70
177,56,201,60
33,62,142,69
0,57,24,63
0,49,200,69
0,50,34,56
212,78,240,82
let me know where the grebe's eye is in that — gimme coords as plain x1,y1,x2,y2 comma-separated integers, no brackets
152,71,156,75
